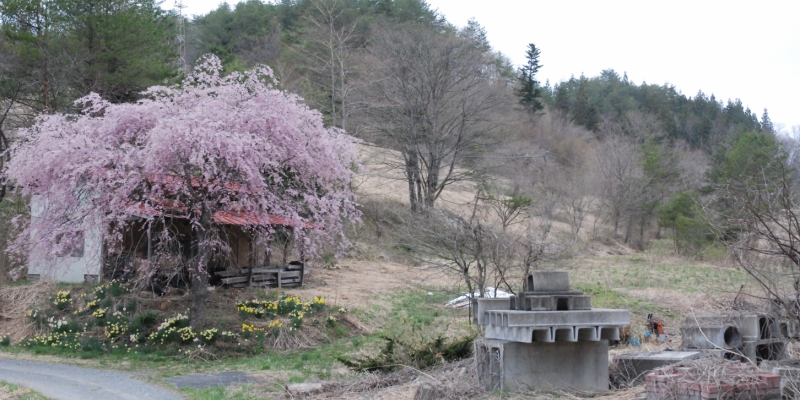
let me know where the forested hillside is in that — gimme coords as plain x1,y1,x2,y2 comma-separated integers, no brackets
0,0,792,280
547,71,766,151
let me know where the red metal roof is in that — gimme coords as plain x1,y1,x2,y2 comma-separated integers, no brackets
126,203,312,228
212,210,313,228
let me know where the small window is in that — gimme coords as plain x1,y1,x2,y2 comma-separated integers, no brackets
56,231,85,258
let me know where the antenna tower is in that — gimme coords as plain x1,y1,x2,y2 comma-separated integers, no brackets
175,0,187,74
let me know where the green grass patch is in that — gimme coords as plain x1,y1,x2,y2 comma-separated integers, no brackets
2,285,479,399
179,385,267,400
569,258,748,294
579,284,676,320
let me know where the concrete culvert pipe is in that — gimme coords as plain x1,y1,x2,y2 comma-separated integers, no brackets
723,325,743,348
681,325,742,349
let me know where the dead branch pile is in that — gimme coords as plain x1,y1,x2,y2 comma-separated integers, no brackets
272,324,329,351
670,358,761,381
281,358,483,399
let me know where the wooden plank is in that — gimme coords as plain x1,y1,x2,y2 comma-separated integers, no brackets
253,271,300,278
249,273,277,280
221,276,249,284
248,267,281,274
248,278,301,288
215,269,244,277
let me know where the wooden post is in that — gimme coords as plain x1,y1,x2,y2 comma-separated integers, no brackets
299,233,306,287
147,221,152,265
247,231,255,287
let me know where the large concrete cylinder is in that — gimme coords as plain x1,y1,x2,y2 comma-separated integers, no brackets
681,324,742,349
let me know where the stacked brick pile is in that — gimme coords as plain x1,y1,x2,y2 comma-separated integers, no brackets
645,361,781,400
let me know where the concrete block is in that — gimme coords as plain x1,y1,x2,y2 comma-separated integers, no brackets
473,297,511,325
414,384,439,400
486,309,630,327
526,270,570,292
476,338,610,392
738,314,761,340
773,365,800,399
523,295,553,311
680,324,742,349
613,351,702,383
569,295,592,310
514,294,593,311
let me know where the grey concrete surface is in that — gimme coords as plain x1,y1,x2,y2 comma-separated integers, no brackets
613,351,702,383
681,324,742,349
0,358,181,400
484,308,630,327
476,339,610,392
472,298,511,324
525,271,569,291
165,371,256,389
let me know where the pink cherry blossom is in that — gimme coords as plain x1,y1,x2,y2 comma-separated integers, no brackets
5,55,359,323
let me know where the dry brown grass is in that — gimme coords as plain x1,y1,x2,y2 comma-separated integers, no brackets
0,384,32,400
0,282,53,344
280,358,483,400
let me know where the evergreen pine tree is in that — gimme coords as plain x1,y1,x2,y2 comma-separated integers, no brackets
516,43,544,115
761,108,774,133
572,76,599,131
462,18,490,52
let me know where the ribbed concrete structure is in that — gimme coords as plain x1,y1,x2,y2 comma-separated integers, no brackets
474,271,630,392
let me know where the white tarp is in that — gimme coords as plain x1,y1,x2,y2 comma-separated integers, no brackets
445,287,513,308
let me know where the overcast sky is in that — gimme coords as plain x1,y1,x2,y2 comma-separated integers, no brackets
169,0,800,131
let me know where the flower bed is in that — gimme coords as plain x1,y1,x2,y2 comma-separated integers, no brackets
1,282,343,357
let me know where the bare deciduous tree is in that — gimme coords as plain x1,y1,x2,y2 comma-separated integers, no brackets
594,136,643,239
303,0,364,132
713,167,800,325
362,23,508,211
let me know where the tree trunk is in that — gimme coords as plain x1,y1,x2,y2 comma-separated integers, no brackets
406,151,421,212
189,205,213,328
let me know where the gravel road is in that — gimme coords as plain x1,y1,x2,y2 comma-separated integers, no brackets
0,358,181,400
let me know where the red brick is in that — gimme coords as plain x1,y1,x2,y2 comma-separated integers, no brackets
701,383,733,395
756,373,781,388
737,381,768,392
677,382,701,391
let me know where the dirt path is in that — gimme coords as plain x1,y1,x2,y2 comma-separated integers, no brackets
0,358,181,400
284,259,460,310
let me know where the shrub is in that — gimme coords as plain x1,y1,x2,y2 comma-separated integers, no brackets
220,331,238,343
132,311,158,329
267,320,283,338
237,300,277,319
198,328,218,344
104,322,127,338
288,310,305,329
53,291,72,310
311,296,326,312
277,296,303,315
108,280,125,297
92,308,107,320
79,337,104,353
339,334,475,372
148,313,190,344
48,317,79,334
0,335,10,346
